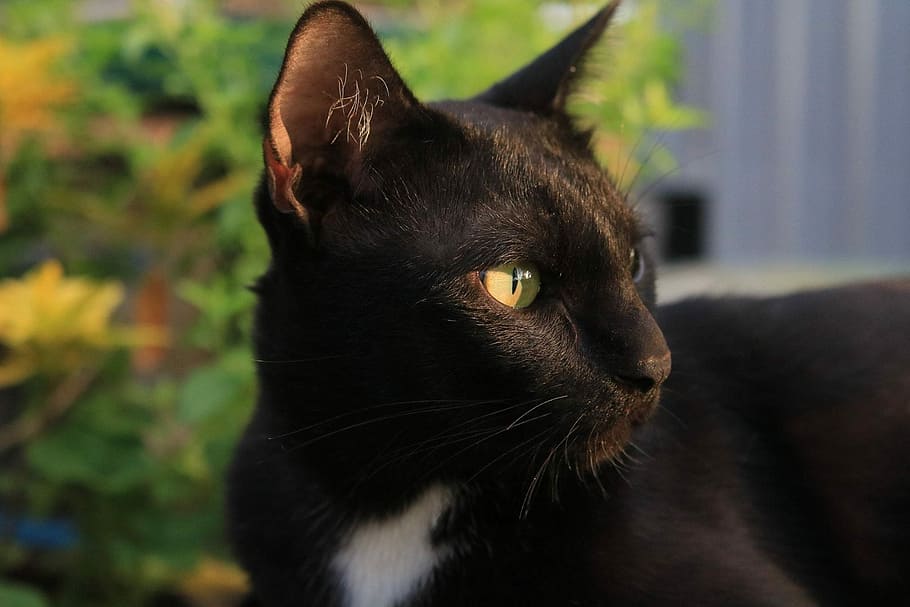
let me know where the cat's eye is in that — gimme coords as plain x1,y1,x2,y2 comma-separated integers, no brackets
479,262,541,309
630,247,645,283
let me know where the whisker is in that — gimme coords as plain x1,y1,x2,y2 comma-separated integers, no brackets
254,354,350,364
362,397,545,476
350,426,496,491
282,402,501,449
520,412,586,519
632,147,719,208
610,455,632,486
617,127,649,193
505,430,554,480
581,424,599,483
271,398,501,439
466,427,552,483
624,130,671,200
626,440,652,459
350,397,551,481
520,438,560,520
505,395,567,430
389,400,539,463
655,403,686,429
589,438,609,499
553,414,585,502
418,395,559,448
421,410,555,481
623,103,709,201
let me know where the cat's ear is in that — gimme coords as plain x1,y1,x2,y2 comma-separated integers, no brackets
264,1,421,241
475,1,620,115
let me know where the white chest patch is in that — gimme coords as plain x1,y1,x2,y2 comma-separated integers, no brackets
332,485,454,607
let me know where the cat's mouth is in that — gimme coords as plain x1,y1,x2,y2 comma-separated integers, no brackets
580,418,634,466
566,392,659,469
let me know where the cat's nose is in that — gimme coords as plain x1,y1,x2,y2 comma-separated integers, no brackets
614,351,672,394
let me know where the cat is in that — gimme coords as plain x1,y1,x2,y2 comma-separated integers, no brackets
227,1,910,605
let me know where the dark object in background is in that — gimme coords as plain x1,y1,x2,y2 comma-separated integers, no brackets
660,188,706,261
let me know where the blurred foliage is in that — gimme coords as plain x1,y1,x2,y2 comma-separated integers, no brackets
574,1,708,184
0,36,75,148
0,36,77,231
0,260,161,387
384,0,706,188
0,0,706,605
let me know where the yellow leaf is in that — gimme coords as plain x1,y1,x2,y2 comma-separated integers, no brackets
0,36,76,156
179,558,249,603
0,260,164,386
0,35,77,235
0,353,35,387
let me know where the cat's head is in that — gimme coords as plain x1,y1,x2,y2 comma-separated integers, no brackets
253,0,670,504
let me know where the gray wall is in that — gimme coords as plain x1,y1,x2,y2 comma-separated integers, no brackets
660,0,910,263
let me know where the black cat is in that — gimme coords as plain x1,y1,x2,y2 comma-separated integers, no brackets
227,2,910,605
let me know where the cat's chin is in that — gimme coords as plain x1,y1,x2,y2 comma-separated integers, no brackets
572,395,659,469
575,417,634,468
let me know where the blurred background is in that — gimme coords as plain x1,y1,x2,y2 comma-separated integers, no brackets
0,1,906,605
653,0,910,300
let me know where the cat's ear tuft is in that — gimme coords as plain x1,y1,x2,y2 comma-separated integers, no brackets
264,1,420,239
475,1,620,115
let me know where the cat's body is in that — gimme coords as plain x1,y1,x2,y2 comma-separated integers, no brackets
228,2,910,605
596,285,910,605
231,281,910,607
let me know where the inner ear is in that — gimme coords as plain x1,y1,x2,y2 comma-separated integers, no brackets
264,1,421,236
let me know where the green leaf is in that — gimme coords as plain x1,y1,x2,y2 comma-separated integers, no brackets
0,582,48,607
26,404,153,495
177,364,245,424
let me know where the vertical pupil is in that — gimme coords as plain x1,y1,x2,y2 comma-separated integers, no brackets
511,267,519,294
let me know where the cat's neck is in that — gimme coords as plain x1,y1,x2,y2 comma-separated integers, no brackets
326,478,590,607
332,483,457,607
234,397,611,606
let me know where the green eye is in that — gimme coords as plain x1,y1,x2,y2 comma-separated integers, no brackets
480,262,541,309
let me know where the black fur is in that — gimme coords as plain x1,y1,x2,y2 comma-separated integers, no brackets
228,3,910,605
